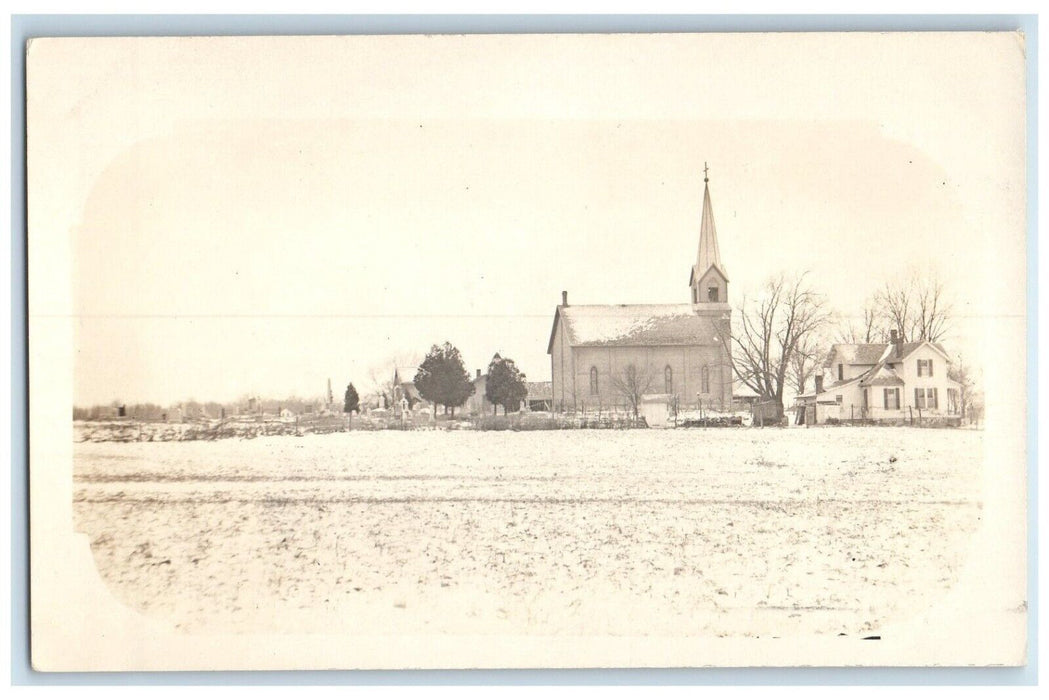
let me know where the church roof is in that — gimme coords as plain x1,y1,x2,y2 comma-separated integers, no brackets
548,304,726,352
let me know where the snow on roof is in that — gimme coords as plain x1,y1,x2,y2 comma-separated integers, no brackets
824,343,890,367
554,304,724,348
825,340,950,368
860,363,905,387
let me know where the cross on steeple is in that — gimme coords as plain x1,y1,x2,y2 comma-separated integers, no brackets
703,162,709,183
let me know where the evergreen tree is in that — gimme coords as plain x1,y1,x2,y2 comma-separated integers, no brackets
343,382,360,414
485,353,528,415
414,342,475,418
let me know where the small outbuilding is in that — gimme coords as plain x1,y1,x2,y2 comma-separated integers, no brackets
639,393,673,428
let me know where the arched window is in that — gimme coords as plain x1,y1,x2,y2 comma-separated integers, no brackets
665,365,673,394
589,366,599,395
701,366,710,394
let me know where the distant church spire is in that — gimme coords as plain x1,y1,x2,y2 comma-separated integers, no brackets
696,162,722,275
690,163,729,306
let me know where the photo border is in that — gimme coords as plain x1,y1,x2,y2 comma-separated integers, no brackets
9,12,1039,685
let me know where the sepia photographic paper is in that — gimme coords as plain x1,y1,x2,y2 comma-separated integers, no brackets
27,32,1028,671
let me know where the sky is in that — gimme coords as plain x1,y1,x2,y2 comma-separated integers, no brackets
25,33,1027,406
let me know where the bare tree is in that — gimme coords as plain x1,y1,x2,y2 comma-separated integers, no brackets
875,272,952,343
609,364,655,420
789,334,828,396
729,272,830,418
366,352,420,408
948,353,981,425
835,302,887,344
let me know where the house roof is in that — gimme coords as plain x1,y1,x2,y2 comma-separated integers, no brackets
824,340,949,368
859,363,905,387
547,304,726,353
821,375,866,392
824,343,891,367
815,339,954,397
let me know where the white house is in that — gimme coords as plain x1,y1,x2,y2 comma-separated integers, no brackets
798,330,962,424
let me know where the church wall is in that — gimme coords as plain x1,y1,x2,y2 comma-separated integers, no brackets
570,343,733,412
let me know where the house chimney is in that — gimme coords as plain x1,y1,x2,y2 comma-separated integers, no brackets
561,290,568,307
891,329,902,357
476,369,481,380
815,373,824,394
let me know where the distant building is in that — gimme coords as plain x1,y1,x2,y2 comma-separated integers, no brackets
524,381,552,412
797,331,963,424
732,381,761,406
548,168,733,413
392,366,424,417
466,369,499,416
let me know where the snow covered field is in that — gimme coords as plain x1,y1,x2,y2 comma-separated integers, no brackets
73,427,983,638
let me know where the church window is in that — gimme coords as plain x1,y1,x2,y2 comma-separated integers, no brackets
701,366,710,394
665,365,673,394
589,366,599,395
707,286,719,302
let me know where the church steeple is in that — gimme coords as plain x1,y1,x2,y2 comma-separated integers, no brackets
690,163,729,306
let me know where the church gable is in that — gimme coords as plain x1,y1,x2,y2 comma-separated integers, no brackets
693,264,729,304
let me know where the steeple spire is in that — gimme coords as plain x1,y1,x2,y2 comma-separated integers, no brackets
689,164,729,306
696,166,722,275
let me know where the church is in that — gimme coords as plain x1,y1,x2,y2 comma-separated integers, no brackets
547,167,734,413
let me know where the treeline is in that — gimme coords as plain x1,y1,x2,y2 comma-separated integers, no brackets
73,395,327,421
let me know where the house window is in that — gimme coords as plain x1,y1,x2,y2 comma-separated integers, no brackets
883,387,900,410
589,366,599,395
665,365,673,395
835,395,843,405
708,286,719,302
915,388,938,410
917,359,935,377
701,366,710,394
